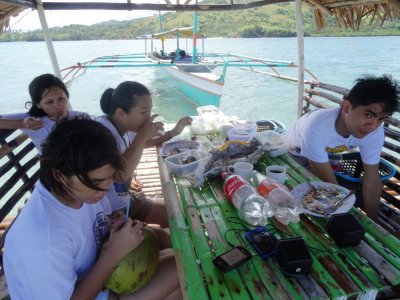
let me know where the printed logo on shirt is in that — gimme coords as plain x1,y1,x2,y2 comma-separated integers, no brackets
113,182,129,198
325,145,347,154
93,212,109,258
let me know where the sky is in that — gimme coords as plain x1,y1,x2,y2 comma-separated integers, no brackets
9,0,160,31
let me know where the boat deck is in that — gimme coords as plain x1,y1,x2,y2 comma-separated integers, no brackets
134,146,163,200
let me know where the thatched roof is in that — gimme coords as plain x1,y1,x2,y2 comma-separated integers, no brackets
0,1,26,33
305,0,400,30
1,0,399,34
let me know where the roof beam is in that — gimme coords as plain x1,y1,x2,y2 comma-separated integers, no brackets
41,0,292,11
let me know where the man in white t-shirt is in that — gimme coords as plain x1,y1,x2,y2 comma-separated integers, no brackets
285,74,399,220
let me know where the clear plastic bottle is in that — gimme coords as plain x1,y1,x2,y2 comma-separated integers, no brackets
251,170,301,225
221,172,272,226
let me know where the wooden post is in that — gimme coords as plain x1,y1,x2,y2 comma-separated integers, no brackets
36,0,62,79
295,0,305,119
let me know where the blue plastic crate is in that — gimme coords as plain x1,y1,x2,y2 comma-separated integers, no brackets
332,152,396,185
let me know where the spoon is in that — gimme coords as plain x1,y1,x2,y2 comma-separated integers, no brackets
323,190,355,215
332,190,355,210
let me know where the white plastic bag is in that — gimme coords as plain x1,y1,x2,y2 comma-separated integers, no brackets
255,130,288,157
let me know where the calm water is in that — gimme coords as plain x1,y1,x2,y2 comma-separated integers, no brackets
1,36,399,127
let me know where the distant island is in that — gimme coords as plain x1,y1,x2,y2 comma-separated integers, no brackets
1,3,399,42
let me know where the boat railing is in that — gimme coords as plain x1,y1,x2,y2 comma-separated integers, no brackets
303,81,400,236
0,129,40,265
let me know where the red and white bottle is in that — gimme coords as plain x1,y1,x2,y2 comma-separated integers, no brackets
251,170,301,225
222,172,272,226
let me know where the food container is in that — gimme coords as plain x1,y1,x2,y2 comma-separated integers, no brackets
227,122,257,143
165,149,212,177
160,139,202,157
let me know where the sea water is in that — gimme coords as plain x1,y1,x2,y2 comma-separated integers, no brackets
1,36,399,127
0,36,399,216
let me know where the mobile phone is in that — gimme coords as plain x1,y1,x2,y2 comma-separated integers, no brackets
213,246,252,272
245,226,277,260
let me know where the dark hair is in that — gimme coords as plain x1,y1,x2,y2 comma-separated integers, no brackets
40,115,124,196
26,73,70,117
346,74,399,115
179,50,186,58
100,81,150,115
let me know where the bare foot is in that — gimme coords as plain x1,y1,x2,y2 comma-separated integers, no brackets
130,179,143,192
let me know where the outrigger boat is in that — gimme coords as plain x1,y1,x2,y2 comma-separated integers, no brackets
61,22,301,108
58,4,306,108
1,0,400,299
147,26,225,107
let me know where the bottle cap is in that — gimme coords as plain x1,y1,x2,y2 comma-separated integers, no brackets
221,171,229,180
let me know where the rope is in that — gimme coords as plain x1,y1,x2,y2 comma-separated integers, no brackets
8,9,33,31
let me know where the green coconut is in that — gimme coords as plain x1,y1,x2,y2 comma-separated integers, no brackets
106,227,160,294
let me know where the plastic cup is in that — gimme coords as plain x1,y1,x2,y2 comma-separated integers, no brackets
228,162,254,181
266,165,286,184
329,153,343,172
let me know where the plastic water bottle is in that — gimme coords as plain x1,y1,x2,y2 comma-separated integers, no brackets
251,170,301,225
221,172,272,226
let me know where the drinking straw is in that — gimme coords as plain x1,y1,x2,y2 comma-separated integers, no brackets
125,194,131,221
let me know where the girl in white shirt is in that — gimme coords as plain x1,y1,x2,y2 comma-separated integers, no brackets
97,81,191,228
0,73,85,154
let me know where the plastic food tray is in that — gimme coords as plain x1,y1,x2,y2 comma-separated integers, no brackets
165,150,212,177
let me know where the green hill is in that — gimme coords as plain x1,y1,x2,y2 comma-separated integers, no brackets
1,2,399,42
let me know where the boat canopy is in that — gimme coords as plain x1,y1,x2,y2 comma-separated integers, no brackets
151,26,203,39
1,0,400,34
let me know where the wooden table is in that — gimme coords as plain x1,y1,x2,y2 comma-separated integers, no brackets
158,139,400,299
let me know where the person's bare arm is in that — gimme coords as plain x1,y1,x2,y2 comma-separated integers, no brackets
309,160,338,184
362,163,381,221
145,116,192,148
71,220,144,300
0,117,44,130
145,130,173,148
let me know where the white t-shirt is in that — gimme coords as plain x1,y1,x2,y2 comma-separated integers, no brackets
96,116,137,212
1,111,86,155
284,107,384,165
3,182,111,300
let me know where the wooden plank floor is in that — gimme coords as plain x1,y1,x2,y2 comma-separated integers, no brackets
133,146,164,201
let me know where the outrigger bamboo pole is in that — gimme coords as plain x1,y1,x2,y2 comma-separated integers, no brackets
192,8,198,63
36,0,61,79
295,0,305,119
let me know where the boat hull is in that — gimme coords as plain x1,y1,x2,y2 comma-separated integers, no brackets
163,65,223,107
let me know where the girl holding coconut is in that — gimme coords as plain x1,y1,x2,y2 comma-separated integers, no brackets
3,116,181,299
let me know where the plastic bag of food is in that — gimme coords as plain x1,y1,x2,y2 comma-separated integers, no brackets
255,130,288,157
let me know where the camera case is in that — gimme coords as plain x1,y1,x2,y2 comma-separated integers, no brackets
276,237,312,276
326,213,365,248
